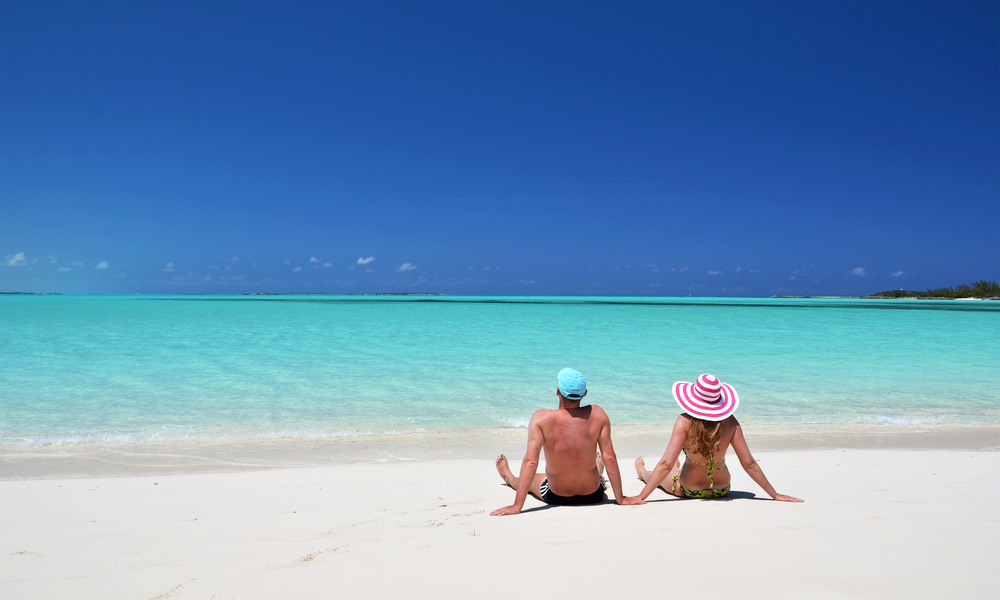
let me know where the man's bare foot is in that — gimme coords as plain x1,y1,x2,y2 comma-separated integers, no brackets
495,454,517,488
634,456,648,482
596,450,606,477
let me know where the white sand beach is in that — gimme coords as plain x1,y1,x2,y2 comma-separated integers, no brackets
2,449,998,599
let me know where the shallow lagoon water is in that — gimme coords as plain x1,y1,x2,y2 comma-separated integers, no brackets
2,295,997,454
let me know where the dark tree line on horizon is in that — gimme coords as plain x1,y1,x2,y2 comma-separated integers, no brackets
872,280,1000,299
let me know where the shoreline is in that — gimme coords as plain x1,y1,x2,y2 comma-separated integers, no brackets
3,420,998,479
2,449,997,599
4,291,998,300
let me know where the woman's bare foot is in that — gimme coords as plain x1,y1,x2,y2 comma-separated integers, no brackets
495,454,517,488
596,450,606,477
634,456,649,482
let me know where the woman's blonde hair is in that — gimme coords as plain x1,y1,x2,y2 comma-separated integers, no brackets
686,415,722,458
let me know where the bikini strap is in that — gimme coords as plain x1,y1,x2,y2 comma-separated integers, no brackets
684,446,726,489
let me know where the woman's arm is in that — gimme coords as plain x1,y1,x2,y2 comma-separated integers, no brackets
627,416,688,503
730,422,803,502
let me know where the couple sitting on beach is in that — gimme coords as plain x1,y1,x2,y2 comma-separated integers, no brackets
491,368,802,516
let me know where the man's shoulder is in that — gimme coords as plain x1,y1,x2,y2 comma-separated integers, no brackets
585,403,610,420
534,404,610,422
530,408,559,420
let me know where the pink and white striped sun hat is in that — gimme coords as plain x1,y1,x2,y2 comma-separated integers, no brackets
672,373,740,421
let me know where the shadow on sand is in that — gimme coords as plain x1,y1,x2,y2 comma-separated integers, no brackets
639,489,765,503
500,488,765,514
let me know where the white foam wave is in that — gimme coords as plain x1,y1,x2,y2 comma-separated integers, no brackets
855,415,943,426
6,426,431,447
490,414,531,428
11,432,170,446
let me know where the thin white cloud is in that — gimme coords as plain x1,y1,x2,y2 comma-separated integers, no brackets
4,252,26,266
309,257,319,262
292,266,302,272
357,256,375,265
679,267,688,272
707,270,722,275
57,267,71,272
228,257,239,262
163,262,175,272
283,260,290,265
96,261,109,270
206,265,218,270
397,263,417,272
322,262,333,268
70,262,85,266
892,271,904,277
735,267,742,272
849,267,867,277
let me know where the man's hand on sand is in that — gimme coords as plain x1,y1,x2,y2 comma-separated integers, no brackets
773,493,804,502
490,505,521,516
620,496,646,505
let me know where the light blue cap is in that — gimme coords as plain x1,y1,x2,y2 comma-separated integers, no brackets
558,368,587,400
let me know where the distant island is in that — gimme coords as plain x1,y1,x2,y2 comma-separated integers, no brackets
869,279,999,299
775,279,1000,300
246,292,445,296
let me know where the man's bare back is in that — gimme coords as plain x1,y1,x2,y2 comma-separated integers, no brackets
533,404,607,495
491,368,642,516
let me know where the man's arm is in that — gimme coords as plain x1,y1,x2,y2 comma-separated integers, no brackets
490,414,544,516
595,409,627,505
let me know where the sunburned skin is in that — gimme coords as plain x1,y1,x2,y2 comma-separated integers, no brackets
491,389,642,516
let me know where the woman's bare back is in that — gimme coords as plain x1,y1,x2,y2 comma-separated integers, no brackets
677,415,739,491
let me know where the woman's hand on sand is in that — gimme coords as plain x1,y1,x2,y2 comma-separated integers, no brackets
490,505,521,516
620,496,646,505
773,493,804,502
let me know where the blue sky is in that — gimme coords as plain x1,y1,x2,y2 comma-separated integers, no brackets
2,1,997,295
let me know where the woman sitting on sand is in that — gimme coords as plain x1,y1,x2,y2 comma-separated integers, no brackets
628,373,802,503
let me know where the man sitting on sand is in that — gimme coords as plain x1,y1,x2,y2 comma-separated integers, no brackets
491,368,639,516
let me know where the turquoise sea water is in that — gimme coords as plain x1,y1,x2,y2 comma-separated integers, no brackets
1,295,998,447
